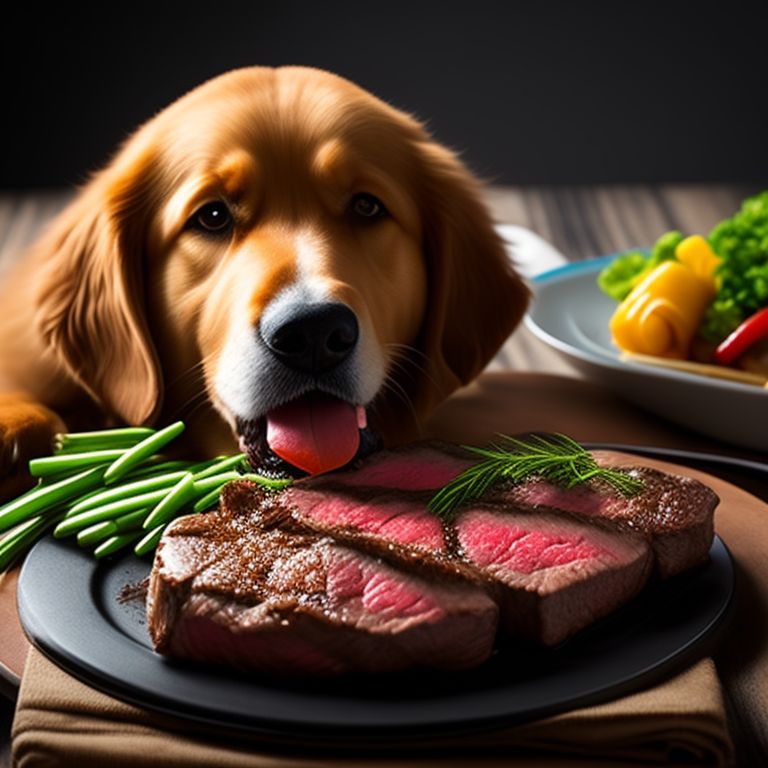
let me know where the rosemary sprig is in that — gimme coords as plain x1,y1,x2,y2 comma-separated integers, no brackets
428,433,645,521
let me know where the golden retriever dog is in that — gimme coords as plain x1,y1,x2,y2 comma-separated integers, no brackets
0,66,528,495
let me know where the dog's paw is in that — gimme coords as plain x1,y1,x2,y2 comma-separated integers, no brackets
0,396,66,502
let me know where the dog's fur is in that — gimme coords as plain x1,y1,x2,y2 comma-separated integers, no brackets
0,66,528,497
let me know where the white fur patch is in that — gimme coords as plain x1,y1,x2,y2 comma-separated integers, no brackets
212,232,387,423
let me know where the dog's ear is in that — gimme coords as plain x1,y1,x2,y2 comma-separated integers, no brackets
378,140,530,443
34,147,163,425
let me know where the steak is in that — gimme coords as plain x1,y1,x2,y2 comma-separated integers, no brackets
303,443,717,578
278,483,652,646
452,506,651,645
147,440,718,671
323,442,476,491
147,481,499,675
500,451,716,578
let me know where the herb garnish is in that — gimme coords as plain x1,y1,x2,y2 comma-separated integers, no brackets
428,433,645,521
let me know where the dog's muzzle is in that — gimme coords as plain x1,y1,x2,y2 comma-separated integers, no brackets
237,300,381,477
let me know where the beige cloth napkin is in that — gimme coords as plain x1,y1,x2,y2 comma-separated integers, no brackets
12,647,732,767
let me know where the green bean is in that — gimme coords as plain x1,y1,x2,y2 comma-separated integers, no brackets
242,473,293,490
104,421,185,485
142,474,196,530
54,427,156,454
121,459,209,481
193,469,291,495
64,470,190,518
191,486,223,514
192,471,243,495
134,523,167,557
0,514,63,572
0,480,43,508
78,504,151,548
77,521,117,548
1,515,44,553
113,507,151,532
61,488,106,516
190,471,291,514
189,469,282,504
193,454,248,480
29,450,126,479
190,470,293,514
0,414,288,570
121,459,194,478
54,487,171,538
94,531,144,559
0,466,107,534
183,460,220,475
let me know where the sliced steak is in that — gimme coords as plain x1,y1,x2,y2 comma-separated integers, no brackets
307,442,717,578
281,483,652,646
453,506,651,645
280,441,716,643
147,481,498,675
147,439,718,669
500,452,717,578
324,441,475,491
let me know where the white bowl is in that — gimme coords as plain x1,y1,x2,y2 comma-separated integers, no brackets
525,256,768,452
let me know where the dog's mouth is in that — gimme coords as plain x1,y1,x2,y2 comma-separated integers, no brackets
235,392,382,478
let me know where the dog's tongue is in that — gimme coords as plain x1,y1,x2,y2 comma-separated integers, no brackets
266,393,362,475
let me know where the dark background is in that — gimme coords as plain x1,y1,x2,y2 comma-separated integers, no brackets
2,1,765,189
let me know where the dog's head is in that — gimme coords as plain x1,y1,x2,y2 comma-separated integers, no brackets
34,66,529,473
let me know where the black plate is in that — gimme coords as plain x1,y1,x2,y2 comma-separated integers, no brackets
17,535,734,743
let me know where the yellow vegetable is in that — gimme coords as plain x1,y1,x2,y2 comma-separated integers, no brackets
609,239,720,359
674,235,720,280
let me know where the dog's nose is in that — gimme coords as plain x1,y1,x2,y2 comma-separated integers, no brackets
261,302,359,374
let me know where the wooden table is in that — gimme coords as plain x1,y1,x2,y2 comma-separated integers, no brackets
1,183,765,767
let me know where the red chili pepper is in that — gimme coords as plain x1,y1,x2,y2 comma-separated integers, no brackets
714,307,768,365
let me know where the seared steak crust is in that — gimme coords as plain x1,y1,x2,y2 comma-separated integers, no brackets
148,481,498,674
147,442,718,672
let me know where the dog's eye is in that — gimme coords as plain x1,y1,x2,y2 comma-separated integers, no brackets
189,201,233,235
350,193,388,220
